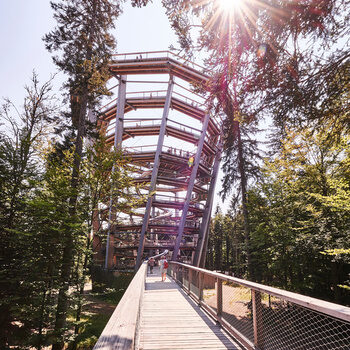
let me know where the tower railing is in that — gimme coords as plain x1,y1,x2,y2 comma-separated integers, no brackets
168,262,350,350
111,50,207,73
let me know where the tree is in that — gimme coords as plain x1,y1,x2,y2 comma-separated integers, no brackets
43,1,124,347
254,126,350,301
0,73,56,348
162,0,349,282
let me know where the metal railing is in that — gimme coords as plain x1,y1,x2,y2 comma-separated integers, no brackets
168,118,202,135
174,81,207,102
168,262,350,350
153,194,205,210
123,144,212,170
111,117,201,138
125,89,167,99
111,50,208,73
172,90,205,109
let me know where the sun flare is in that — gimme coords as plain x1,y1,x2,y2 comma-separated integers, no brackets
218,0,242,12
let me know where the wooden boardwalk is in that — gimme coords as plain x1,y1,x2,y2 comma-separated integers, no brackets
138,268,243,350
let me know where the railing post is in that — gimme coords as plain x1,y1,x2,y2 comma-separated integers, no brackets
217,278,223,320
252,289,264,349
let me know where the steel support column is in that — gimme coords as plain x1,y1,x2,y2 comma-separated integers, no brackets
193,145,222,267
172,113,210,261
105,76,127,269
135,79,174,268
115,75,127,150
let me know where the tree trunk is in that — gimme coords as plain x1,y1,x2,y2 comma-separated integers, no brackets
38,287,49,350
52,92,88,350
74,237,91,337
225,234,230,271
235,121,253,279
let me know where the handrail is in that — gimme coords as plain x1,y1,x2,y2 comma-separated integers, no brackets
126,89,167,96
171,262,350,322
93,262,147,350
100,88,209,119
174,81,207,101
148,249,169,260
124,144,212,169
111,50,208,73
110,118,201,138
172,91,205,108
169,262,350,350
167,118,202,134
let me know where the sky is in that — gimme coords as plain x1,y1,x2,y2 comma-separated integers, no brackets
0,0,229,212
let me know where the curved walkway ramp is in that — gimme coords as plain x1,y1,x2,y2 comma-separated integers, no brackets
140,269,242,349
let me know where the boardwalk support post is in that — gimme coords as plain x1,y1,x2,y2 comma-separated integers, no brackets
252,290,264,349
217,278,223,320
198,271,203,303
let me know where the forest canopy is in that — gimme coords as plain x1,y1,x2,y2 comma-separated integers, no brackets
0,0,349,349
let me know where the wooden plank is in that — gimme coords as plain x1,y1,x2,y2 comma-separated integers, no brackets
138,269,242,350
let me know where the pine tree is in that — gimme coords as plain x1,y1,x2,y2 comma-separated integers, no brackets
162,0,349,280
43,1,123,348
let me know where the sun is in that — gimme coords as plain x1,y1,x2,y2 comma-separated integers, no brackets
218,0,242,12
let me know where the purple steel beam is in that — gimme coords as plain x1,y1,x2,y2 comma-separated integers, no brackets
135,79,174,269
193,145,222,267
171,113,210,261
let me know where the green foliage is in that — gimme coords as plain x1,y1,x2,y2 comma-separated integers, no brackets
0,84,138,348
43,2,128,349
69,313,109,350
0,74,58,348
207,126,350,304
43,0,123,104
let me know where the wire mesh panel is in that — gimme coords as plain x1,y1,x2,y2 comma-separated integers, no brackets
167,263,173,279
257,292,350,350
169,263,350,350
182,266,189,289
190,270,200,299
201,273,218,314
172,264,183,285
221,281,254,343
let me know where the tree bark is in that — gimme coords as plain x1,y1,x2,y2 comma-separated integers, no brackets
74,237,91,337
235,120,253,280
52,92,88,350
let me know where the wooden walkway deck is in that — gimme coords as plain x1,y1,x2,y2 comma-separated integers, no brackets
138,268,243,350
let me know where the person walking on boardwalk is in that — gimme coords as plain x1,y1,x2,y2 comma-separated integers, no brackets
148,257,155,274
159,255,168,282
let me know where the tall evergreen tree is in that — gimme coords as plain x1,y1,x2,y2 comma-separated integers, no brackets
162,0,349,280
43,1,123,348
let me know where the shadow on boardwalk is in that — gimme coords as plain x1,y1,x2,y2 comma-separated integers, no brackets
139,267,243,349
